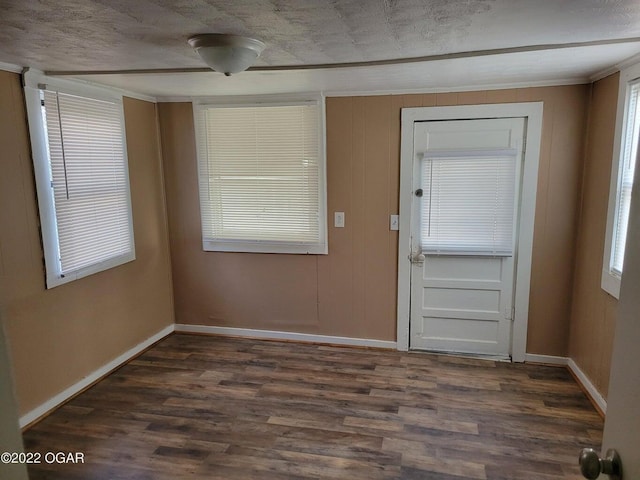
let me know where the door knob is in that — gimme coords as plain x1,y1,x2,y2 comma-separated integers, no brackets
579,448,622,480
409,253,425,265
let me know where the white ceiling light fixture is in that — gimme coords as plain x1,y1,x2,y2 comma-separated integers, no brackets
188,34,266,76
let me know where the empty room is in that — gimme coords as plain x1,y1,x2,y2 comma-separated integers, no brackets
1,1,639,479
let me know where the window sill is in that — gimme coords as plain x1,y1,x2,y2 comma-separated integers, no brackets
601,269,621,299
46,251,136,289
202,240,327,255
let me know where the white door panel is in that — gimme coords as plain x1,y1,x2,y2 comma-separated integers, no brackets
422,256,503,281
411,255,514,355
409,118,525,357
423,287,501,313
599,99,640,476
419,317,500,344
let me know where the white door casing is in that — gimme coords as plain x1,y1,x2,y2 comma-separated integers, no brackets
397,103,543,362
409,118,524,357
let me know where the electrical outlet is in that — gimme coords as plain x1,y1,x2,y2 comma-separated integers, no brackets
334,212,345,228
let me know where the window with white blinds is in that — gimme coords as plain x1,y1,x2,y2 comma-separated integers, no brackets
602,66,640,299
419,149,517,255
26,85,134,288
193,100,327,254
611,81,640,276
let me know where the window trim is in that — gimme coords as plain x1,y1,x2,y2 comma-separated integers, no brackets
192,94,328,255
23,72,135,288
602,62,640,299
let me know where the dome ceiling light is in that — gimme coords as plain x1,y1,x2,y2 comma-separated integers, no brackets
188,34,266,76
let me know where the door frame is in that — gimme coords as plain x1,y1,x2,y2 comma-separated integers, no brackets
396,102,543,362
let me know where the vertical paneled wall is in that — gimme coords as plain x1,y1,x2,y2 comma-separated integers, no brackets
0,70,174,415
159,84,590,355
569,73,620,399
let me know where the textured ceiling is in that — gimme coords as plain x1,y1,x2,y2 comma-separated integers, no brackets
2,0,640,98
2,0,640,72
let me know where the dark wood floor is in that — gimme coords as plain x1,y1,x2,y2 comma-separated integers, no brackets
23,334,602,480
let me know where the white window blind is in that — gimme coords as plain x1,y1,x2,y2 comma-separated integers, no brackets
419,149,517,255
33,89,134,287
194,101,326,254
611,82,640,275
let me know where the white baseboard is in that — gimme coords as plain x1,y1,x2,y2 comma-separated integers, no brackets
18,321,605,429
19,324,175,428
525,355,607,414
174,324,397,350
568,358,607,414
524,353,569,365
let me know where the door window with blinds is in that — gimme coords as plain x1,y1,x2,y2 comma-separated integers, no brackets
193,100,327,254
419,148,518,255
25,84,134,288
602,72,640,298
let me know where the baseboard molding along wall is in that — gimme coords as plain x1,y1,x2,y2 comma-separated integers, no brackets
18,323,607,429
567,358,607,415
524,353,569,365
174,324,398,350
524,354,607,415
19,324,175,429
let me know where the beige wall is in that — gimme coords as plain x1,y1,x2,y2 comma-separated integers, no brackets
159,85,589,355
0,70,174,416
569,73,620,399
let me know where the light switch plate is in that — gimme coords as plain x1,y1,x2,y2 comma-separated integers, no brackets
390,214,399,231
334,212,345,228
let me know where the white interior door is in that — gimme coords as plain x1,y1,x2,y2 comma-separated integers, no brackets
409,118,525,357
598,143,640,477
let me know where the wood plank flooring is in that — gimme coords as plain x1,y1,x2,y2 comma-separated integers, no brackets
23,334,602,480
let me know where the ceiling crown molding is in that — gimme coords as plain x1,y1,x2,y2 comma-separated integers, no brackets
45,37,640,77
0,61,24,74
